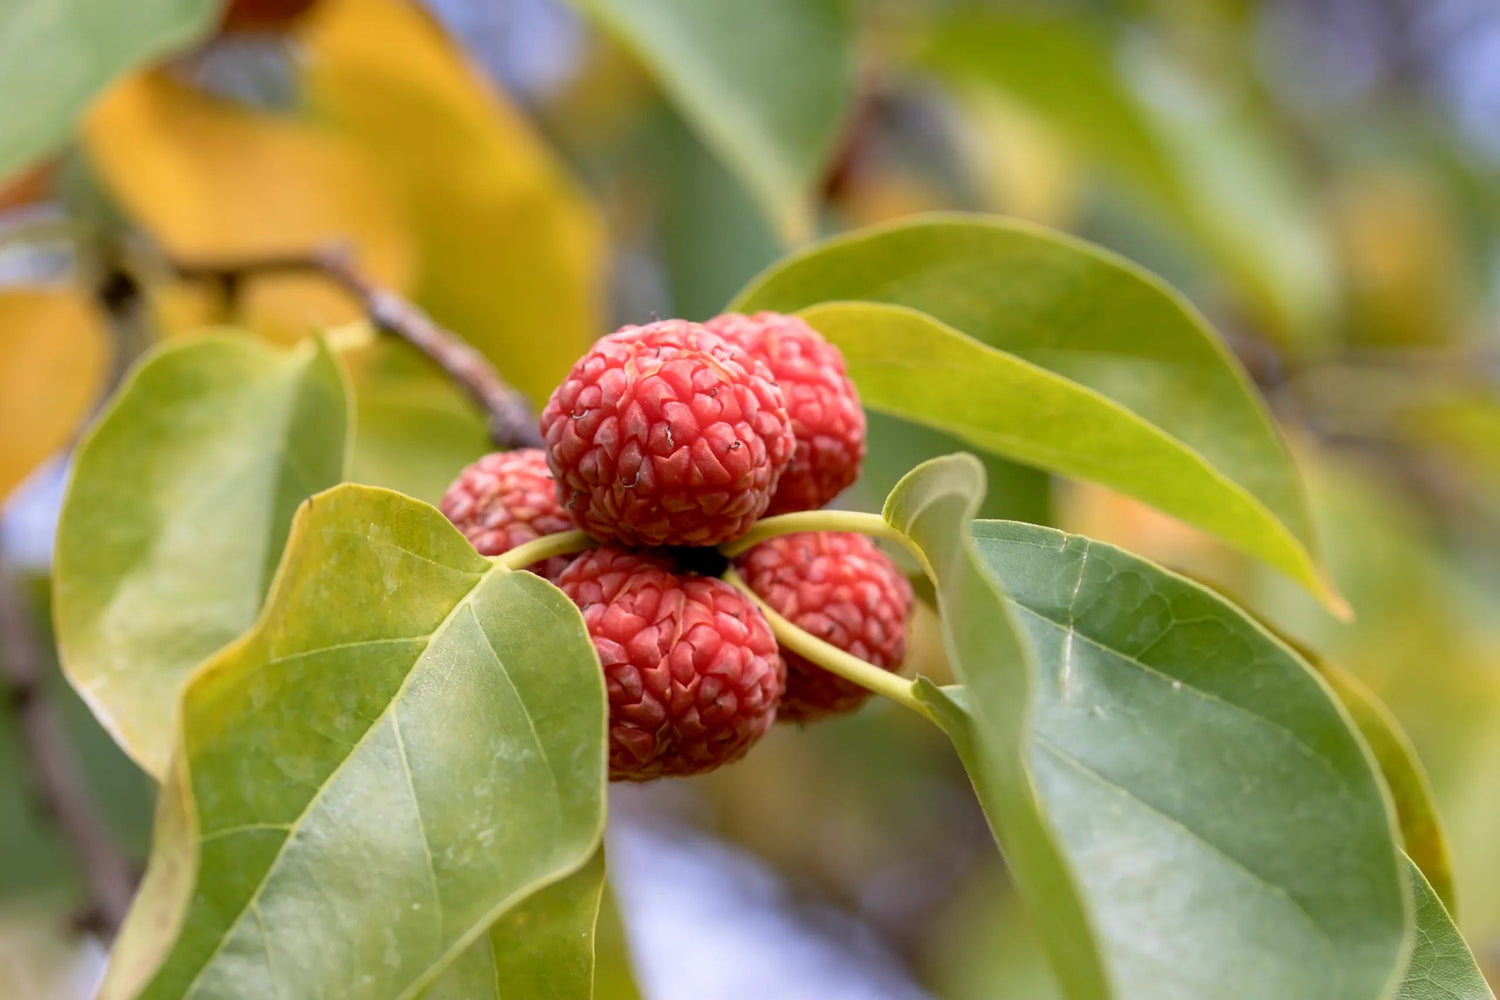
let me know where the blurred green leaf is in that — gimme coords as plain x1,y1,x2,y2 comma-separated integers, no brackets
100,485,607,999
424,852,606,999
571,0,856,241
926,862,1063,1000
1396,859,1495,1000
0,585,153,895
918,12,1334,342
846,410,1050,524
54,335,349,779
736,215,1338,609
1316,660,1456,914
0,0,218,178
652,109,781,323
891,455,1409,999
592,875,643,1000
346,339,489,507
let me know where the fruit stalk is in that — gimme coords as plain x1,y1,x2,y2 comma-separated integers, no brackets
719,508,935,578
722,568,936,724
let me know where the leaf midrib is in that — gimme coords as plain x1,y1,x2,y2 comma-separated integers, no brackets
174,559,512,999
1032,734,1337,968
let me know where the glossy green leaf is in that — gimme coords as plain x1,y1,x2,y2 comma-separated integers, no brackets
1318,660,1456,914
1396,858,1495,1000
571,0,856,240
100,484,608,999
54,334,350,779
733,214,1338,610
423,852,607,999
0,0,219,178
917,12,1334,342
802,300,1322,598
890,455,1409,999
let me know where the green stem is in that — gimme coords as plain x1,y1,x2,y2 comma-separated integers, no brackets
722,569,937,724
491,531,596,572
719,509,935,580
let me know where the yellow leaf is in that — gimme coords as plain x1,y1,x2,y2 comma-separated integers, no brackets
301,0,605,402
82,69,415,342
0,288,110,499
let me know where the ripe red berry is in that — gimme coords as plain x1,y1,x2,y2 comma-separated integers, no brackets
540,320,796,547
705,311,865,514
440,449,573,580
734,532,912,723
558,546,784,780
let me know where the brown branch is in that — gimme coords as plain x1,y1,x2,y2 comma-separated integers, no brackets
171,245,543,450
0,549,136,937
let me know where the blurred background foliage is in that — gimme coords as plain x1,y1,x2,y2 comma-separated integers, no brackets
2,0,1499,995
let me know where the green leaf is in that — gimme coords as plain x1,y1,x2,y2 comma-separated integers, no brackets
733,214,1339,611
1396,858,1495,1000
890,455,1410,999
887,456,1110,999
0,0,219,178
54,334,350,779
651,109,780,323
346,340,489,507
917,12,1334,342
423,852,607,999
802,300,1325,600
100,484,608,999
1317,660,1457,915
570,0,856,241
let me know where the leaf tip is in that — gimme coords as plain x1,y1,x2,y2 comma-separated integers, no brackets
1316,572,1354,623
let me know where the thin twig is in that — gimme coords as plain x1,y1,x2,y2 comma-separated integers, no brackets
0,549,136,937
171,245,543,449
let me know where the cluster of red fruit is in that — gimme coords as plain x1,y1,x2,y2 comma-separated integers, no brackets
441,314,913,781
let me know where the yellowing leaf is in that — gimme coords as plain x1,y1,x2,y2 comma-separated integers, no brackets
82,69,415,342
302,0,605,403
0,288,110,499
54,335,350,777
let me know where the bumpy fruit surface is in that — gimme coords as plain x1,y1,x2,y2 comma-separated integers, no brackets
541,320,795,547
734,532,912,723
558,546,784,780
440,449,573,580
705,311,865,514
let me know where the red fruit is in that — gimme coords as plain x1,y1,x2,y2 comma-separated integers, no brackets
734,532,912,723
540,320,795,547
705,311,865,514
440,449,573,580
558,546,784,780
